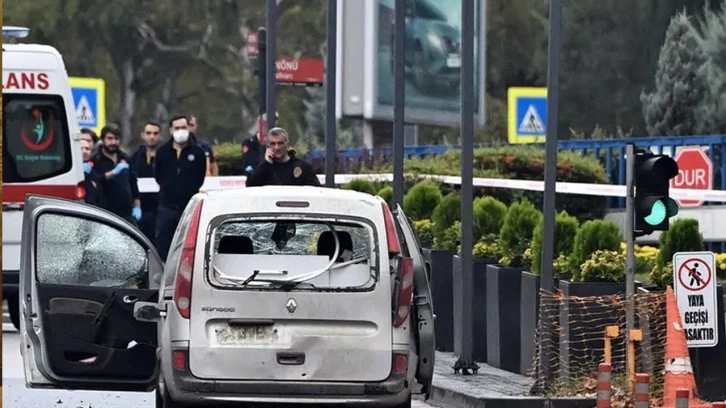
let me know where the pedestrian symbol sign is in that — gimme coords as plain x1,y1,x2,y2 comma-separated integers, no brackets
69,77,106,135
76,96,95,124
518,105,545,134
507,87,548,144
673,251,719,348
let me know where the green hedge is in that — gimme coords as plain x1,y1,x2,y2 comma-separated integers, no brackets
214,144,607,222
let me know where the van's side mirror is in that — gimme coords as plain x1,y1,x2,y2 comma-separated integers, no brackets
134,301,166,322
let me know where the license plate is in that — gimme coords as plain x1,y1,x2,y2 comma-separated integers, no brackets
446,55,461,68
214,325,279,346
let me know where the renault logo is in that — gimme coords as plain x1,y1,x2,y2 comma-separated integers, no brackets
286,298,297,313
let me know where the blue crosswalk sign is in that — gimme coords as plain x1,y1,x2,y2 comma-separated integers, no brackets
507,87,548,144
69,77,106,134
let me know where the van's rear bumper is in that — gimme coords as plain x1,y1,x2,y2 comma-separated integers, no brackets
168,361,410,407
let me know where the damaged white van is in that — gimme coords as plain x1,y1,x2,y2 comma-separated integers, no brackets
19,186,435,408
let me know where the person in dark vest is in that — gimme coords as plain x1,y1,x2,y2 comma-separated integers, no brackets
245,127,320,187
129,120,162,244
154,115,207,261
88,124,142,225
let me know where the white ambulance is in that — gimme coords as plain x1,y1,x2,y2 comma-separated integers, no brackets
2,26,86,329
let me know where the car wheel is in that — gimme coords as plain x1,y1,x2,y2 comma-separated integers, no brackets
393,393,412,408
156,382,187,408
8,298,20,330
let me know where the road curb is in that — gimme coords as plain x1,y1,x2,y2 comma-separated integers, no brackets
430,384,596,408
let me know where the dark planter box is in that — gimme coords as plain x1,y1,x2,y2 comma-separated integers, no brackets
691,284,726,402
557,279,641,382
424,249,455,352
486,264,524,372
453,255,497,362
520,271,540,375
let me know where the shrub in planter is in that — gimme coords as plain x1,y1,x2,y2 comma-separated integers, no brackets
413,219,435,249
650,218,703,289
403,180,443,220
498,199,542,268
473,196,508,241
377,186,393,206
530,210,579,275
650,261,675,289
472,239,502,260
431,192,461,234
656,218,703,268
569,220,622,281
579,250,626,282
433,221,461,252
342,179,378,195
717,253,726,280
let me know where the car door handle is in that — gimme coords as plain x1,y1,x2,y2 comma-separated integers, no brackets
123,295,139,304
277,352,305,365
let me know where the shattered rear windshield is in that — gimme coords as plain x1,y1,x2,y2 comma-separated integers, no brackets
208,219,377,291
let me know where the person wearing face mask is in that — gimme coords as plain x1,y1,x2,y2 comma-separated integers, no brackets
129,120,162,244
154,115,207,261
88,124,142,224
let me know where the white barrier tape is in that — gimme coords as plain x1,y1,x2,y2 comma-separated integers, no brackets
135,174,726,202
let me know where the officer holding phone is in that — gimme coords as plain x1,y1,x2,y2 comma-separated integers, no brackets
245,127,321,187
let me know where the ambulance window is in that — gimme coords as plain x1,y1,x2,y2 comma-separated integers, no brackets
2,94,72,183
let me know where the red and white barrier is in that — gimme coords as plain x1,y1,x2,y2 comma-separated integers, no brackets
135,173,726,202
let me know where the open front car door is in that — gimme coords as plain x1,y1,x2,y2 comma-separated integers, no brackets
19,195,163,392
394,205,435,399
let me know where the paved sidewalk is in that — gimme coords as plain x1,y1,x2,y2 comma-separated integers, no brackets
429,352,595,408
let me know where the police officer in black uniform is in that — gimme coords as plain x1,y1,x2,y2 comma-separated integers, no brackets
154,115,207,261
245,127,320,187
129,120,162,244
88,124,142,224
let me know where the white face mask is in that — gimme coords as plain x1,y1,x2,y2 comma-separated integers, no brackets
172,129,189,144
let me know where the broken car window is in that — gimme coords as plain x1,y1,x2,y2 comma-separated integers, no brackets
36,213,147,287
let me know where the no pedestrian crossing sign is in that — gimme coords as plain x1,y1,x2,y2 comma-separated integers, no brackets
673,251,719,348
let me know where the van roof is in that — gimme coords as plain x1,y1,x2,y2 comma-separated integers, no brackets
205,185,383,203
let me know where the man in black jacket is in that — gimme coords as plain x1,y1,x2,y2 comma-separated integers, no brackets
129,120,162,244
154,115,207,261
245,127,321,187
88,125,141,224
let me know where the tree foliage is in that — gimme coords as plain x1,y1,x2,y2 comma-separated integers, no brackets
641,12,710,136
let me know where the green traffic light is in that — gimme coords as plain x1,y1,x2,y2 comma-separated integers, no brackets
644,200,667,226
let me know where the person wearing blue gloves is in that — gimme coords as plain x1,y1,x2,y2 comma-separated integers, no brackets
88,124,142,225
80,137,105,207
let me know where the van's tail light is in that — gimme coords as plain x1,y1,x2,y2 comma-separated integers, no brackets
172,349,188,371
382,202,401,256
174,199,204,319
393,352,408,374
76,181,86,200
381,202,413,327
393,257,414,327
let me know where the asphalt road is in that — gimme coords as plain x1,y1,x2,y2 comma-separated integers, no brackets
3,305,443,408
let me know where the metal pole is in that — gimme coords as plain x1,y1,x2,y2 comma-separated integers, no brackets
258,28,267,116
265,0,277,130
325,0,338,187
392,0,405,207
625,143,636,376
453,0,476,373
536,0,562,391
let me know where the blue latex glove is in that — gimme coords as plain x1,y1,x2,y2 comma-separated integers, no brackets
245,165,254,174
112,162,130,176
83,162,92,174
132,207,142,221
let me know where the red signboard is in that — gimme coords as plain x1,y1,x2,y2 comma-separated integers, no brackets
670,147,713,208
275,57,324,85
246,32,259,58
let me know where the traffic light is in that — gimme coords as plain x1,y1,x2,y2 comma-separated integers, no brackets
634,149,679,237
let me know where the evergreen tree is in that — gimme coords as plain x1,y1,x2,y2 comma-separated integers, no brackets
641,11,710,136
693,2,726,133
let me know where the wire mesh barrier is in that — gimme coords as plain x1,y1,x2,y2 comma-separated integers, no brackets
529,290,668,404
